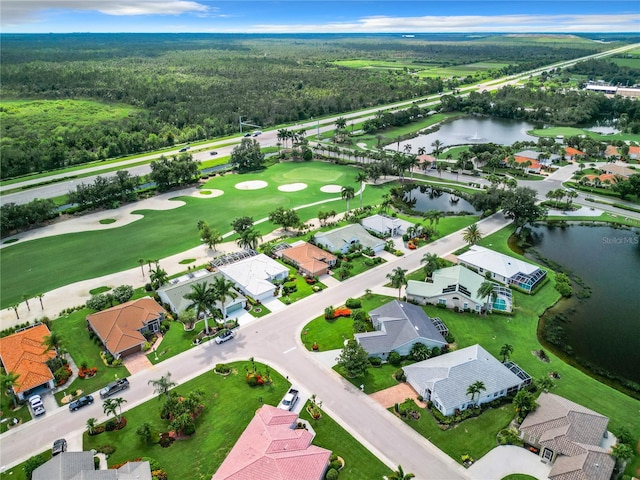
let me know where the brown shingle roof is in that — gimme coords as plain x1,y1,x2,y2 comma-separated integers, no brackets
212,405,331,480
281,243,336,276
86,297,164,356
0,324,55,394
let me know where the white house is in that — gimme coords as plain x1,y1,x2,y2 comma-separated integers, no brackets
157,270,246,316
354,300,447,360
406,265,512,313
403,344,529,416
218,254,289,302
361,214,414,237
314,223,386,254
457,246,546,293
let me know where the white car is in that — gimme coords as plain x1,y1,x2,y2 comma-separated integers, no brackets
29,395,46,416
215,330,234,344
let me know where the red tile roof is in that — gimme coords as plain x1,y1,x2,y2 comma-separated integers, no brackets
565,147,586,156
281,243,336,276
0,324,55,394
212,405,331,480
86,297,164,356
629,146,640,156
510,156,542,171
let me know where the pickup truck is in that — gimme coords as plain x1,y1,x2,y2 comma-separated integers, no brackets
278,387,299,411
99,378,130,399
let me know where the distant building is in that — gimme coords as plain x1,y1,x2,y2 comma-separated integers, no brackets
212,405,331,480
403,344,530,416
457,246,546,293
354,300,447,359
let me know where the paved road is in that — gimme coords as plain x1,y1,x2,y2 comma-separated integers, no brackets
0,213,510,477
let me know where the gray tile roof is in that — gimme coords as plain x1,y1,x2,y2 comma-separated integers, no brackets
406,265,488,305
314,223,385,252
403,344,526,413
157,271,244,314
354,301,446,355
457,245,543,279
33,452,95,480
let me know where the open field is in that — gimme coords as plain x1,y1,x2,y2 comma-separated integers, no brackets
417,62,509,78
530,126,640,143
0,162,391,308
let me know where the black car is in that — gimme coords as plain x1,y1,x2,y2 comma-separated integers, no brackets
69,395,94,411
52,439,67,456
210,151,218,156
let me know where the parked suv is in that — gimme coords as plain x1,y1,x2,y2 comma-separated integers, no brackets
99,378,130,399
69,395,94,411
52,439,67,456
29,395,46,416
215,329,234,344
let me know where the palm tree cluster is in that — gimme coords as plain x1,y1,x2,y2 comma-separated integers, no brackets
466,380,487,405
184,277,238,334
545,188,578,209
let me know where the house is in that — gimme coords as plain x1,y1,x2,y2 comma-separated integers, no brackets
361,214,415,237
512,150,560,167
457,246,547,293
604,145,619,160
599,163,637,179
218,253,289,302
278,241,337,277
519,392,615,480
33,452,151,480
564,147,586,161
86,297,165,358
581,173,619,187
157,270,246,316
406,265,513,313
403,344,530,416
314,223,386,254
629,146,640,160
354,300,447,360
212,405,332,480
417,154,437,170
0,324,56,400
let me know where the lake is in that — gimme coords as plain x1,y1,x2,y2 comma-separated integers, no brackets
388,117,538,152
405,186,478,213
526,224,640,383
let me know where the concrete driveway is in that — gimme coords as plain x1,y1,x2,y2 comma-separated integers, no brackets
468,445,550,480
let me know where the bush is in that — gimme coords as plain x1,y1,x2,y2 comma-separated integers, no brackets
152,470,169,480
325,468,339,480
345,298,362,308
369,357,382,367
105,420,117,431
141,456,161,471
97,444,116,455
388,351,402,366
394,368,406,382
215,363,231,374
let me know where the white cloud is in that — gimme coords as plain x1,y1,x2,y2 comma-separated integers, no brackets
1,0,209,27
247,13,640,33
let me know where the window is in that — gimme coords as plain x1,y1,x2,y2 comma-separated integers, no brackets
475,305,480,311
463,302,468,310
438,298,446,305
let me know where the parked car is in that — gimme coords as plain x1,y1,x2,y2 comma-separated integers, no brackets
29,395,45,416
243,133,251,137
210,151,218,156
215,329,234,344
179,147,188,152
99,378,130,399
52,438,67,456
252,131,262,137
69,395,94,411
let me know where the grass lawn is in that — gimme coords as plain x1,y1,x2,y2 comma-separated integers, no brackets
502,475,538,480
146,319,204,366
0,394,33,434
276,260,328,303
298,403,392,479
529,126,640,143
50,308,130,405
1,162,393,308
336,255,387,281
0,450,51,480
248,303,271,318
334,363,406,394
392,399,515,464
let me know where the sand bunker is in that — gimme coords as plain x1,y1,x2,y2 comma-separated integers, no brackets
191,189,224,198
235,180,268,190
320,184,342,193
278,183,307,192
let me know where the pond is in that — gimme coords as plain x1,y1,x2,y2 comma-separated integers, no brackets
405,186,479,214
388,117,538,152
526,224,640,383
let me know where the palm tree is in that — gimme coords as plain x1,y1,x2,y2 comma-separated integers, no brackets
500,344,514,363
421,253,441,279
42,331,63,359
387,465,415,480
103,397,127,423
431,140,443,159
237,227,262,250
138,258,145,277
212,276,238,325
1,371,21,408
341,185,355,213
335,117,347,130
184,282,216,333
148,372,176,399
386,267,408,300
150,265,168,290
22,294,30,312
566,190,578,206
462,223,483,246
477,281,497,315
86,417,98,435
466,380,486,405
355,172,368,209
8,304,19,320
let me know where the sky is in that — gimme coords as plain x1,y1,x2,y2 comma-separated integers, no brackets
1,0,639,34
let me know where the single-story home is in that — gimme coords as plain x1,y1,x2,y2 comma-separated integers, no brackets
564,147,586,161
361,214,414,237
212,404,332,480
403,344,529,416
86,297,165,358
519,392,615,480
354,300,447,360
512,150,561,167
417,154,437,170
34,452,151,480
629,146,640,160
504,155,542,174
0,323,56,400
580,173,619,187
314,223,386,254
457,245,547,293
406,265,513,313
278,241,337,277
218,253,289,302
604,145,620,159
599,163,637,179
157,270,246,316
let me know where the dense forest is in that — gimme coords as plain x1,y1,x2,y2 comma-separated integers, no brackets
566,58,640,86
0,33,613,179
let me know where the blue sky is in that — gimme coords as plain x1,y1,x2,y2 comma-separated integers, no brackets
2,1,639,33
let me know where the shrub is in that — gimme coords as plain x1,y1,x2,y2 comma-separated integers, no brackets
105,420,117,431
394,368,406,382
345,298,362,309
152,470,169,480
369,357,382,367
325,468,339,480
97,444,116,455
215,363,231,374
388,351,402,365
324,306,335,319
330,459,342,471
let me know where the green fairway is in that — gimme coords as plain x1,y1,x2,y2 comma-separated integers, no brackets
530,126,640,143
0,162,391,308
